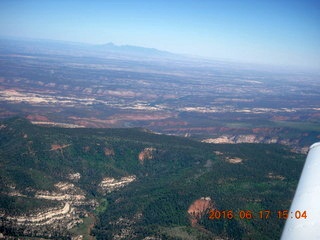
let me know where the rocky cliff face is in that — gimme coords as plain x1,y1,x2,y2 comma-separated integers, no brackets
202,134,309,153
203,134,278,144
1,177,97,239
187,197,214,227
104,147,115,156
99,175,136,194
1,173,137,239
138,148,156,163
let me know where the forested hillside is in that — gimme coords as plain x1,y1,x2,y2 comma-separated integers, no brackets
0,117,305,239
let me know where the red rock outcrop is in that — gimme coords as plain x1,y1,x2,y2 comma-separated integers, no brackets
104,148,115,156
26,115,49,121
50,144,71,151
187,197,214,226
138,148,156,163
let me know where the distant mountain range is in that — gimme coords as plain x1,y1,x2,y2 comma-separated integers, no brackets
0,37,179,60
94,42,175,57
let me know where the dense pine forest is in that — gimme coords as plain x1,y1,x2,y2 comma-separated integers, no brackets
0,117,305,239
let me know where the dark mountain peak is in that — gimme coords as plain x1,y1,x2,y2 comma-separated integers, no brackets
0,36,179,60
100,42,115,47
94,42,175,58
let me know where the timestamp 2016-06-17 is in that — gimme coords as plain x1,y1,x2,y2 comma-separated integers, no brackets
208,209,307,220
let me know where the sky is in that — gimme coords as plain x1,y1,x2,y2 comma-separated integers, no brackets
0,0,320,71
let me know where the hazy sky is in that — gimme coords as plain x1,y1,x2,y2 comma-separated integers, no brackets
1,0,319,71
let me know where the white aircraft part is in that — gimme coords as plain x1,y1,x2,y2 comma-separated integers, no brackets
281,142,320,240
